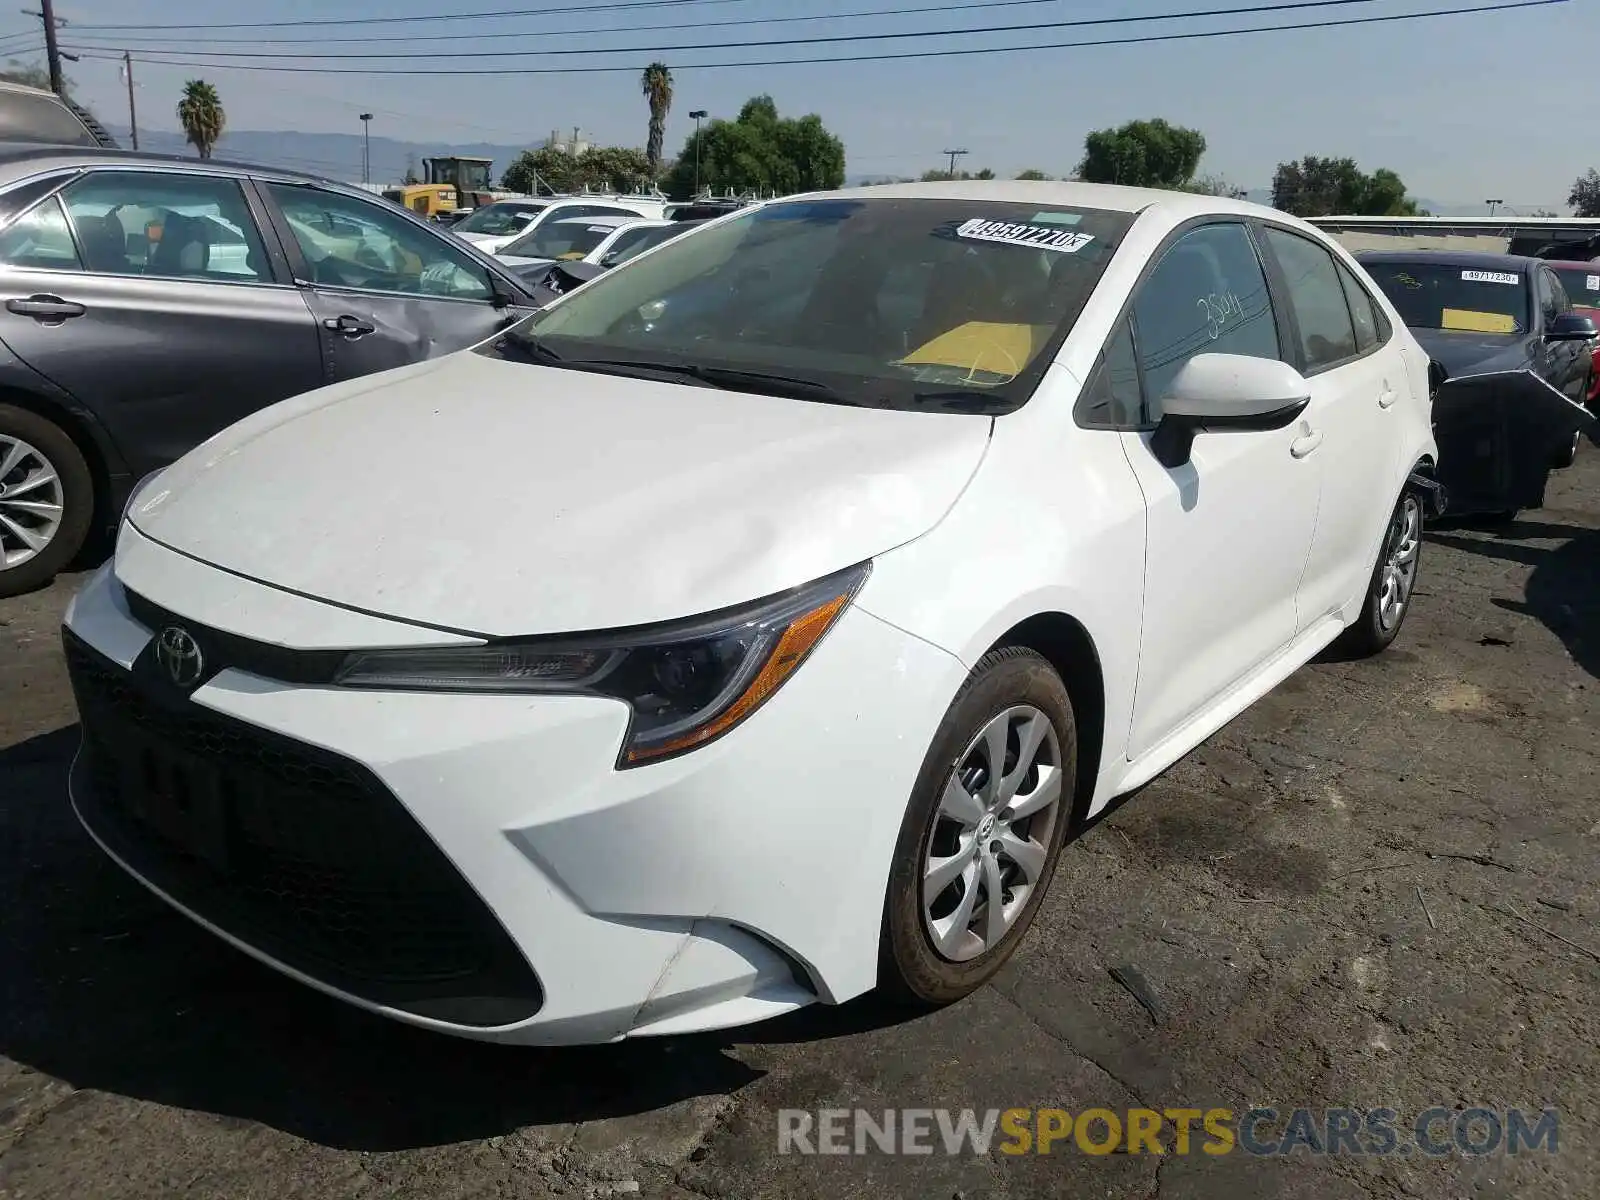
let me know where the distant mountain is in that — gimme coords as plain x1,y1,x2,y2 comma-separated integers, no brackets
104,126,537,185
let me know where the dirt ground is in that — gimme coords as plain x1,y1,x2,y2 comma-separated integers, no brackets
2,455,1597,1200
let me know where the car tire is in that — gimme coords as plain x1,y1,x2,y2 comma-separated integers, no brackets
880,646,1076,1006
1333,488,1423,658
0,403,93,600
1552,428,1581,470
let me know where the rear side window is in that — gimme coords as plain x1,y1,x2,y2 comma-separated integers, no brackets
1130,222,1279,414
1336,261,1382,352
1263,227,1358,372
0,88,95,146
60,171,271,282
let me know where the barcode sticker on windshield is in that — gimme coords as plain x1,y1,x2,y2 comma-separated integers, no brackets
1461,270,1520,285
1587,274,1599,291
956,218,1094,253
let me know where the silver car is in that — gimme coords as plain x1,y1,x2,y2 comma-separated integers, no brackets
0,145,541,597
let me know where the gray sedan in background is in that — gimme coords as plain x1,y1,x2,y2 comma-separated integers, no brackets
0,146,541,597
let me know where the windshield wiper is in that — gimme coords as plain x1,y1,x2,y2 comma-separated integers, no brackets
494,332,563,363
907,389,1008,413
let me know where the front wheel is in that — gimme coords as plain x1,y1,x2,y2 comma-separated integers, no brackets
1334,489,1423,658
880,647,1076,1006
0,404,93,599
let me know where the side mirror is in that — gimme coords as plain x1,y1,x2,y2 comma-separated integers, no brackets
1150,353,1312,469
1545,312,1597,341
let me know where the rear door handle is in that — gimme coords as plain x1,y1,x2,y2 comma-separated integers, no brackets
323,314,375,338
1378,385,1398,409
6,294,85,321
1290,427,1325,458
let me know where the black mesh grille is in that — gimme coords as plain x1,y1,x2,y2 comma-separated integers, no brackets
64,629,542,1027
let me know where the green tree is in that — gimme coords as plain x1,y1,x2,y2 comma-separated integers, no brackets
1568,169,1600,218
661,95,845,199
921,167,997,181
1077,118,1206,189
1184,173,1249,199
501,144,653,195
176,79,225,159
1271,156,1423,216
641,62,673,180
1015,168,1053,180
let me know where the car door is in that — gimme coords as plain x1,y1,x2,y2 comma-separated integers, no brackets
1536,267,1587,400
0,168,324,475
259,181,531,384
1114,221,1322,762
1258,225,1402,630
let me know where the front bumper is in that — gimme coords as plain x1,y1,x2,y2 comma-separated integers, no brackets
61,528,967,1044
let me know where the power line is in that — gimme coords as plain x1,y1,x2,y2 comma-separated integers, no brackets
62,0,740,33
65,0,1569,76
47,0,1364,48
60,0,1418,60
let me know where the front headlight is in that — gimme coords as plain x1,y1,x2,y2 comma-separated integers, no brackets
334,562,870,767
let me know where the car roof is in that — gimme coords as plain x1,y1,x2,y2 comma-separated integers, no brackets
791,178,1275,219
0,142,344,187
1542,259,1600,270
1355,248,1540,273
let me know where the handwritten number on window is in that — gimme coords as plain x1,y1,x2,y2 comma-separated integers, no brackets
1196,291,1246,340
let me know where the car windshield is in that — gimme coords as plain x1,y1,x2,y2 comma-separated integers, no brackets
455,203,545,235
1364,260,1529,335
486,197,1133,413
1549,265,1600,310
600,223,685,267
512,219,629,261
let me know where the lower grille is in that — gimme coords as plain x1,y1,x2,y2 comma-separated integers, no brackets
64,628,542,1028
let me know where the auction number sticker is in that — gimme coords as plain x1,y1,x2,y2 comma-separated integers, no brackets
1461,270,1520,285
1587,274,1600,292
957,218,1095,253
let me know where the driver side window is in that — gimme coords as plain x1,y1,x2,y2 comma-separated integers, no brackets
266,183,492,301
1130,223,1279,420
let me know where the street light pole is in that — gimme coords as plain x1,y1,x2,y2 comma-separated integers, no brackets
689,109,708,197
360,113,373,184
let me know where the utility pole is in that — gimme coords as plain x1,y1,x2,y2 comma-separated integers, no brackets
942,148,969,179
359,113,373,184
122,50,138,150
25,0,65,94
1485,198,1504,217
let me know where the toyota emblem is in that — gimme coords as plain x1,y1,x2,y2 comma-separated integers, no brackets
155,626,204,689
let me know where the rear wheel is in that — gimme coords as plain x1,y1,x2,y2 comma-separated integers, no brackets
1552,428,1581,470
1334,489,1422,658
880,647,1076,1005
0,404,93,599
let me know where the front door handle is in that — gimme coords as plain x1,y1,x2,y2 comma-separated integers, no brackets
1378,383,1398,409
6,294,85,321
323,314,375,338
1290,427,1325,458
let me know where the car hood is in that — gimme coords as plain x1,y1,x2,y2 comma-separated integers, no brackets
128,353,992,637
1409,328,1531,376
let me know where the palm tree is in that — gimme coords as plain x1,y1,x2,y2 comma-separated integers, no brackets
640,62,673,181
177,80,225,159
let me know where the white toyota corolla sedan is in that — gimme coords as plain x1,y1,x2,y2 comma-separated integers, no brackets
62,182,1438,1044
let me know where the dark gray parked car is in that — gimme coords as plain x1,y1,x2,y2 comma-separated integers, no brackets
0,146,541,597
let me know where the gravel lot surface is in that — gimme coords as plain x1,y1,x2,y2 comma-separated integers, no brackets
2,456,1597,1199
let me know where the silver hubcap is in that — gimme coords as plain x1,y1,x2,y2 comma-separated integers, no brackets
1377,495,1422,632
923,705,1064,962
0,434,64,570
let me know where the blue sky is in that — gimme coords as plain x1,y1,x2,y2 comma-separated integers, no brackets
2,0,1592,207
